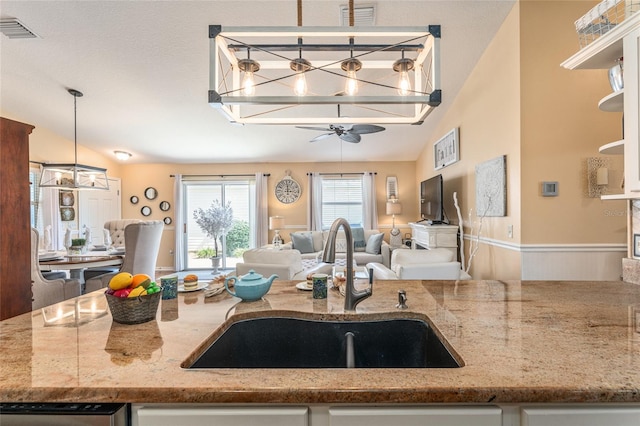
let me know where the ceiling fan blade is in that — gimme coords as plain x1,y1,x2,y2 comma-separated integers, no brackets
339,133,361,143
349,124,386,135
296,126,333,132
310,133,335,143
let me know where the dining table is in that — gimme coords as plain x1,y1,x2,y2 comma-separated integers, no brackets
39,250,124,281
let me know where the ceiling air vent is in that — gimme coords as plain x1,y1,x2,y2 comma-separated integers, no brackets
0,18,38,39
339,4,375,26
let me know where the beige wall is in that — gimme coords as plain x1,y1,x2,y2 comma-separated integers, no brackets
519,0,626,244
416,2,522,279
28,124,122,175
119,161,416,269
415,0,624,280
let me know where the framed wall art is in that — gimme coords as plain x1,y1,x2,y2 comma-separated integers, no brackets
60,207,75,221
434,127,459,171
59,190,75,207
475,155,507,217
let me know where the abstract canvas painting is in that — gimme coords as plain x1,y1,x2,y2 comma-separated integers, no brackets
475,155,506,217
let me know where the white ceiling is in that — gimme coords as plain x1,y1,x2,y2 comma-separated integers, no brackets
0,0,515,164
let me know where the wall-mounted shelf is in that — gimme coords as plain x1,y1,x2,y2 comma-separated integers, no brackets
601,193,629,200
599,139,625,155
598,90,624,112
561,14,640,70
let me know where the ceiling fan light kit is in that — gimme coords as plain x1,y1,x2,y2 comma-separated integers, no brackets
208,24,441,125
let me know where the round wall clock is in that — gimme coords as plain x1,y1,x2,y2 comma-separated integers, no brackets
275,175,301,204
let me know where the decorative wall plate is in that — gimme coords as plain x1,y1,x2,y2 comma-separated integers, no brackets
130,195,139,204
141,206,152,217
163,217,172,225
159,201,170,211
144,187,158,200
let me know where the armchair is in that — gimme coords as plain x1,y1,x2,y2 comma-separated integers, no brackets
367,248,469,280
31,228,81,310
85,220,164,293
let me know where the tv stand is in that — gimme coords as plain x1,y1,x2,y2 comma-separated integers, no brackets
408,222,458,258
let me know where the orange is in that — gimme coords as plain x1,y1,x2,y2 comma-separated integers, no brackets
130,273,152,289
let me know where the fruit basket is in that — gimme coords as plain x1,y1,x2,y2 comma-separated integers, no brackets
105,291,161,324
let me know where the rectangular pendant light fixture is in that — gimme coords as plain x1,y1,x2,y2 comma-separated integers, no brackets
208,25,441,125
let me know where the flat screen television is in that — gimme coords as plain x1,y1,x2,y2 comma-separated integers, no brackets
420,174,445,224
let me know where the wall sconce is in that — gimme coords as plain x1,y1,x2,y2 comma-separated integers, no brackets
586,157,620,198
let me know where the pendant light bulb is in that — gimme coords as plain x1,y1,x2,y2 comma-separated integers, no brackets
290,57,311,96
238,50,260,97
397,70,411,96
242,71,256,96
393,52,415,96
341,57,362,96
294,73,307,96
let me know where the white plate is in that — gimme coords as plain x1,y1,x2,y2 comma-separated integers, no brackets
178,282,209,292
296,282,313,291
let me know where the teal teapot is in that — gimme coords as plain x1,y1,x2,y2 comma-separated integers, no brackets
224,270,278,301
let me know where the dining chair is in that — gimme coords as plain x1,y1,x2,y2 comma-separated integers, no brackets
83,219,142,282
84,220,164,293
31,228,82,310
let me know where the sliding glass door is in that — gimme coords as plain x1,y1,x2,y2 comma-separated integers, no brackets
183,178,256,271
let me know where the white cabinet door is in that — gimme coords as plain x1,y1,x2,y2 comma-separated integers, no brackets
522,407,640,426
328,406,502,426
135,406,308,426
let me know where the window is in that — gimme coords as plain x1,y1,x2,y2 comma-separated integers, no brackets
321,176,363,229
183,178,256,270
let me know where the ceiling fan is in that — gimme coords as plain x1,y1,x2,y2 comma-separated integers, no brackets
296,124,386,143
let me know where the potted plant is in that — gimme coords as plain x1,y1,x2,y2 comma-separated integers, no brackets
69,238,87,255
193,200,234,273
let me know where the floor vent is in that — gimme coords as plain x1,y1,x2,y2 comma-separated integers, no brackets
0,18,39,39
339,4,375,26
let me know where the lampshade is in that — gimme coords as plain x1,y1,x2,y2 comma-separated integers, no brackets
269,216,285,230
386,202,402,215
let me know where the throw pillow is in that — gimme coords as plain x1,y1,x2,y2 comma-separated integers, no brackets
290,232,315,254
365,233,384,255
352,227,366,252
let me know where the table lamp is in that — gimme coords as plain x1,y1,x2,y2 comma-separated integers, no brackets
269,216,285,249
386,201,403,246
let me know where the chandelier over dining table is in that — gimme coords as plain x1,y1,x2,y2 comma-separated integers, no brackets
208,16,441,125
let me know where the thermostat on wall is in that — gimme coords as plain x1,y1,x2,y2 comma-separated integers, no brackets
542,181,558,197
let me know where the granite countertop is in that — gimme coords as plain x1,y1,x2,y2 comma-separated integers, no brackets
2,278,640,404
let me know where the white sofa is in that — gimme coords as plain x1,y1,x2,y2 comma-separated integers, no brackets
282,229,391,267
235,248,332,281
366,248,470,280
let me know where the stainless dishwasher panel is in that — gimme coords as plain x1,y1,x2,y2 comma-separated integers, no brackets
0,403,128,425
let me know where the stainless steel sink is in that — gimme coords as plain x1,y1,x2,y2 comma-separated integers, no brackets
187,316,461,369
